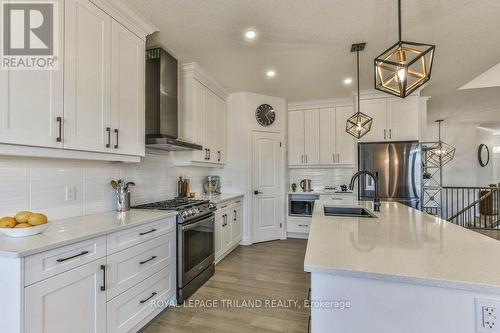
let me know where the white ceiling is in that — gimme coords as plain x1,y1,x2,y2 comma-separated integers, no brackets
127,0,500,127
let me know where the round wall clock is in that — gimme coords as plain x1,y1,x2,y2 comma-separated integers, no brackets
478,143,490,167
255,104,276,127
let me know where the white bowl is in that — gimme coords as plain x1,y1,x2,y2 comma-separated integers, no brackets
0,223,49,238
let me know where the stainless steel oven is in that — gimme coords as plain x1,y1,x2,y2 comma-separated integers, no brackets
177,212,215,303
289,194,319,217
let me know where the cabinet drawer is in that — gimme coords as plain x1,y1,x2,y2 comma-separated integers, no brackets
107,264,175,333
107,232,175,300
107,216,176,254
287,219,310,233
25,236,106,286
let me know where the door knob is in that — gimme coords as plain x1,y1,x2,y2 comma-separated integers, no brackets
254,190,262,195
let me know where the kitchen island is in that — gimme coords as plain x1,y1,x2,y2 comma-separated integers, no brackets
305,200,500,333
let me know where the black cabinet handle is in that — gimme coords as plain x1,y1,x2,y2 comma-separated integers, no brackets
56,117,62,142
139,255,157,265
205,148,208,160
139,228,157,236
254,190,262,195
106,127,111,148
114,129,119,149
208,149,211,160
56,251,89,262
140,292,157,304
233,210,237,222
100,265,106,291
217,151,221,162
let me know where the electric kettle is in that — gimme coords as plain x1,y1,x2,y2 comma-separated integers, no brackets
300,179,312,192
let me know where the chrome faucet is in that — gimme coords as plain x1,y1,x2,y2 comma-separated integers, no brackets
349,171,381,212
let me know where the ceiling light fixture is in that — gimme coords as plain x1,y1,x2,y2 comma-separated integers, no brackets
374,0,435,98
343,78,353,85
346,43,373,139
427,120,456,166
244,30,257,40
266,70,276,78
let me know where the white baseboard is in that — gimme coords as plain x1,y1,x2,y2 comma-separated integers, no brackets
239,238,252,246
287,232,309,239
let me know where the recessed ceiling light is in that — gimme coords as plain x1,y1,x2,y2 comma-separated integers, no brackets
343,78,353,85
244,30,257,40
266,70,276,78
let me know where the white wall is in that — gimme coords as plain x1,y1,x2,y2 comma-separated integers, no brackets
426,123,495,186
221,92,287,244
0,153,212,220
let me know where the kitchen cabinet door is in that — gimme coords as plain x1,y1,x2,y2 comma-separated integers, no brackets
387,96,419,141
214,212,224,261
304,109,320,165
110,20,145,156
204,89,218,162
231,202,243,245
0,0,63,148
319,108,335,165
335,105,356,165
215,96,226,164
191,80,207,162
24,259,106,333
358,99,387,143
222,213,233,253
288,111,304,165
64,0,112,153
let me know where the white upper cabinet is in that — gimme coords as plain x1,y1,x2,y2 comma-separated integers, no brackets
64,0,112,153
288,105,356,167
0,0,63,149
319,108,335,165
110,20,145,156
304,109,320,165
0,0,152,161
287,111,304,165
177,63,227,166
387,95,420,141
358,98,387,142
335,105,356,165
359,95,420,142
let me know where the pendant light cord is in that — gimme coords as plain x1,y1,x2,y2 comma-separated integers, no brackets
357,49,360,113
398,0,402,42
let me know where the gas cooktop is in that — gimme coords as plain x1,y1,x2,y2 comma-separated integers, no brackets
132,198,209,211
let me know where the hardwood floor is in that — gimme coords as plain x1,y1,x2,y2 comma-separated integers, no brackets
141,239,310,333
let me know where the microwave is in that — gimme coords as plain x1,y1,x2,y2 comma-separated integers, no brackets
289,194,319,217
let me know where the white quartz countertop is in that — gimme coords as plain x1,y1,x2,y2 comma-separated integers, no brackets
0,210,177,258
195,193,244,204
304,200,500,294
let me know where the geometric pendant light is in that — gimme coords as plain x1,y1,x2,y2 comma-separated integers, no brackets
374,0,435,98
427,120,455,166
346,43,373,139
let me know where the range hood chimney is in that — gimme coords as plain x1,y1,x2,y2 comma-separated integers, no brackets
145,48,202,151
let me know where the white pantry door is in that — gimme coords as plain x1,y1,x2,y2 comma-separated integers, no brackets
252,131,283,243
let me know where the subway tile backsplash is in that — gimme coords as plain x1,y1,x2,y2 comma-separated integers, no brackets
288,167,355,191
0,153,213,220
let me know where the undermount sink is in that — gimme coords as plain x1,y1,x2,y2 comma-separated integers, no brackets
324,206,377,218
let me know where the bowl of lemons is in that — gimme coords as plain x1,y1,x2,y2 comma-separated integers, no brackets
0,211,49,237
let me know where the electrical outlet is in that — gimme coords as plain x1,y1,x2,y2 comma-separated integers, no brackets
476,298,500,332
65,186,77,201
226,180,233,186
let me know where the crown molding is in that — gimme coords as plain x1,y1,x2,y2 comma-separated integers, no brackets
287,97,353,111
180,62,229,100
91,0,158,39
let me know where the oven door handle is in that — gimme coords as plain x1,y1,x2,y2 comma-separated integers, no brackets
182,218,214,231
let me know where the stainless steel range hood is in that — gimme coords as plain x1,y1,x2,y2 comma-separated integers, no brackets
145,48,202,151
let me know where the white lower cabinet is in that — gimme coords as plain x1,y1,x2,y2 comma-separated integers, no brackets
107,265,175,333
21,216,177,333
214,197,243,263
25,258,107,333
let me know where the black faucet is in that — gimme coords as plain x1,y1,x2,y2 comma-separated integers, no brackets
349,171,381,212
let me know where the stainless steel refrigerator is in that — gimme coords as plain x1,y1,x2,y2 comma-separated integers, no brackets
358,142,421,209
